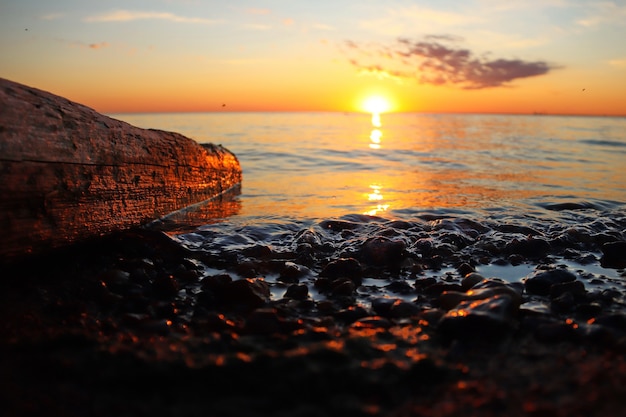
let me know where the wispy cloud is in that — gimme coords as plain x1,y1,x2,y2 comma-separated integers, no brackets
63,40,110,50
359,6,484,37
40,13,65,21
88,42,109,50
343,35,558,89
84,10,222,24
608,58,626,68
312,23,335,31
242,23,272,31
245,8,271,16
576,1,626,27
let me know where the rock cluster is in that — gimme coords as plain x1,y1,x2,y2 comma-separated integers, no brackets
3,208,626,416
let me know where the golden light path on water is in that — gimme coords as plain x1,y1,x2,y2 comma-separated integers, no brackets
366,111,390,216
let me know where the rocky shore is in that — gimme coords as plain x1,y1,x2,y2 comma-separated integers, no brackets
2,207,626,416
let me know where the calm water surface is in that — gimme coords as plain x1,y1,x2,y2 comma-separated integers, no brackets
110,112,626,287
113,112,626,223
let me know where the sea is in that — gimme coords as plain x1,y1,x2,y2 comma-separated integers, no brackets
111,112,626,288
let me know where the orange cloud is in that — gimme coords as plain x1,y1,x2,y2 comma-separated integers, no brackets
88,42,109,50
245,8,271,15
84,10,222,25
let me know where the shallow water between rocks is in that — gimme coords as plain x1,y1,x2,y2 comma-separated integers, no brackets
116,111,626,306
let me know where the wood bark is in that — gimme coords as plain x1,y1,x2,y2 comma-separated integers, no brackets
0,78,242,260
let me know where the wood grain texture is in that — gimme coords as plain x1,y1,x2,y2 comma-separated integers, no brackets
0,78,242,260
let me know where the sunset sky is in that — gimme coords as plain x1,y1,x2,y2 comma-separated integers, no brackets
1,0,625,115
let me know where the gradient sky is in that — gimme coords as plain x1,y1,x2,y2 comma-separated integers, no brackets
1,0,625,115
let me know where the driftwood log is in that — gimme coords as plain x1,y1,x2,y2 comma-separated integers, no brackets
0,78,242,260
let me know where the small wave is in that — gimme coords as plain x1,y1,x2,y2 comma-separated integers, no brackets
536,198,623,211
580,139,626,149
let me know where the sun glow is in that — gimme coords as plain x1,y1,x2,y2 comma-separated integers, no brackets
362,95,392,114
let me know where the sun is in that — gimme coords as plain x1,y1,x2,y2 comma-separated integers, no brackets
361,95,392,114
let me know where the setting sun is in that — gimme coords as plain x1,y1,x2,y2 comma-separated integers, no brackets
362,96,392,114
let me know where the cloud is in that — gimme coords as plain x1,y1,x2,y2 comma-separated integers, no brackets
343,36,558,89
41,13,65,21
576,1,626,27
245,8,271,16
88,42,109,50
608,58,626,68
62,40,110,50
84,10,222,24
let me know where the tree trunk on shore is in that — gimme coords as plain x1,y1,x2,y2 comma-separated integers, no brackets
0,78,242,260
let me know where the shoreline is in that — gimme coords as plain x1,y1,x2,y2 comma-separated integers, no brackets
2,208,626,416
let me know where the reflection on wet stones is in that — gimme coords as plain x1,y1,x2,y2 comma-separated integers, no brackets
438,294,519,341
6,209,626,416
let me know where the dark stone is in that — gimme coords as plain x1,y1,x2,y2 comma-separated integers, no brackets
550,291,576,312
524,269,577,295
244,308,282,335
278,262,308,283
151,274,180,299
533,321,579,343
371,297,397,316
220,278,270,310
389,300,421,318
284,283,308,300
352,316,393,330
593,313,626,333
334,306,370,324
414,277,437,290
360,236,406,266
505,237,550,259
320,258,363,285
600,241,626,268
574,302,603,319
549,280,586,300
385,280,414,294
457,262,475,277
421,282,464,296
438,294,518,340
330,278,357,296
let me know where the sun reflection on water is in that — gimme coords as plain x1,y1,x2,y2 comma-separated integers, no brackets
369,129,382,150
365,112,391,216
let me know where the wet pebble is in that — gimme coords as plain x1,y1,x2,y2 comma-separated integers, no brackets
203,278,270,311
360,236,406,266
505,237,550,259
456,262,475,277
385,280,414,295
278,262,309,283
439,279,522,310
320,258,363,285
460,272,485,291
388,300,421,318
549,280,586,300
244,308,283,335
438,294,518,341
524,268,578,296
284,283,309,300
151,274,180,299
600,241,626,268
532,320,579,343
334,305,370,324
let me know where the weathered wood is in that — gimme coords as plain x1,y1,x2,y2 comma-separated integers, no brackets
0,78,242,260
